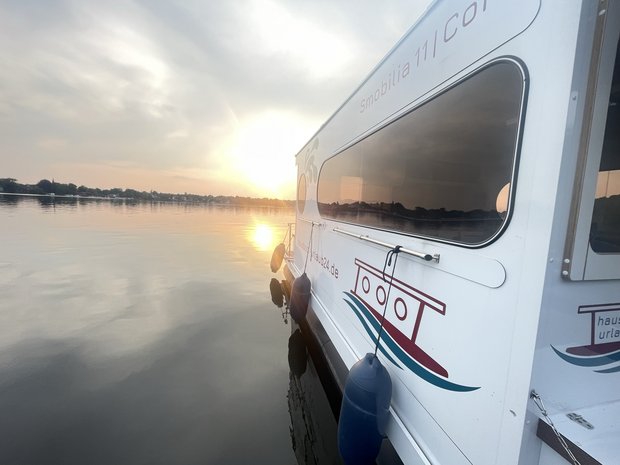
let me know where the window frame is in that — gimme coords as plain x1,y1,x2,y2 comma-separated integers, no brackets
564,0,620,281
316,57,529,249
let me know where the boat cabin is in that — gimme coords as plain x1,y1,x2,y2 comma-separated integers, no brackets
287,1,619,464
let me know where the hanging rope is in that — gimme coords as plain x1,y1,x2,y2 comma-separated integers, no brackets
280,226,289,245
374,245,402,357
279,224,291,256
303,223,315,273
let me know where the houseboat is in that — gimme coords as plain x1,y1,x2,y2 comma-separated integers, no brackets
283,0,619,464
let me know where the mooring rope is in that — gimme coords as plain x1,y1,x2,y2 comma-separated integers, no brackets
303,223,315,274
280,226,289,245
279,224,290,256
374,245,401,357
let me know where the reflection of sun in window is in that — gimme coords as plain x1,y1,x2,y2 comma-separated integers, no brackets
596,170,620,198
496,183,510,217
340,176,363,203
250,223,275,252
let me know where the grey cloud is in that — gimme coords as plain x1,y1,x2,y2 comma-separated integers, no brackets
0,0,429,188
132,0,422,116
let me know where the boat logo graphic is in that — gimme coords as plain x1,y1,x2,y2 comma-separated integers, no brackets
343,259,479,392
552,303,620,374
301,138,319,184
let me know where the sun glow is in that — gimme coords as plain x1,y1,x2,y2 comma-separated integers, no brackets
223,111,314,199
249,0,353,81
250,223,276,252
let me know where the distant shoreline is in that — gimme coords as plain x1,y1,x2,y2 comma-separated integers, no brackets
0,177,295,208
0,192,295,209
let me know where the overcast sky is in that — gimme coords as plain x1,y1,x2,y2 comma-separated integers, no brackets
1,0,431,199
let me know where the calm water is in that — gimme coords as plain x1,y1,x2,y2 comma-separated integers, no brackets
0,195,340,465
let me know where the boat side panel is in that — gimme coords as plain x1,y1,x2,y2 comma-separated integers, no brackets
295,0,540,166
288,1,613,465
526,3,620,464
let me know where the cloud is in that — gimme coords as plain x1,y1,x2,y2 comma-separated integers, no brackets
0,0,430,197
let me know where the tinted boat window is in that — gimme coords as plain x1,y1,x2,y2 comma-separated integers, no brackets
590,39,620,253
317,61,525,246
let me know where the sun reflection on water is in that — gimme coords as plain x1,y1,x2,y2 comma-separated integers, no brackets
250,223,276,251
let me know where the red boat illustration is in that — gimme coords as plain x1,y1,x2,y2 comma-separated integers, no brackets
351,259,448,377
566,303,620,356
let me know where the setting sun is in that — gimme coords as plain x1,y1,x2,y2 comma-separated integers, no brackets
222,111,314,199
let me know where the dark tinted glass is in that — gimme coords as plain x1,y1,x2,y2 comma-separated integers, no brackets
590,39,620,253
317,61,524,245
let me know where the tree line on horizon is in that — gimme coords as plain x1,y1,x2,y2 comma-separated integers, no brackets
0,178,294,208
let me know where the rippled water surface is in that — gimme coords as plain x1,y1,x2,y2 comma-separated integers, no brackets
0,195,300,465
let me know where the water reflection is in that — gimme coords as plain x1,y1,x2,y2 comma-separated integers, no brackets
266,276,344,465
270,278,290,324
0,196,296,465
286,327,344,465
0,194,19,207
250,223,276,251
288,329,307,377
35,195,80,210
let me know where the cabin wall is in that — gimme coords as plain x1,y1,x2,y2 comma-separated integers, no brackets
289,1,617,464
503,1,595,463
525,1,620,464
